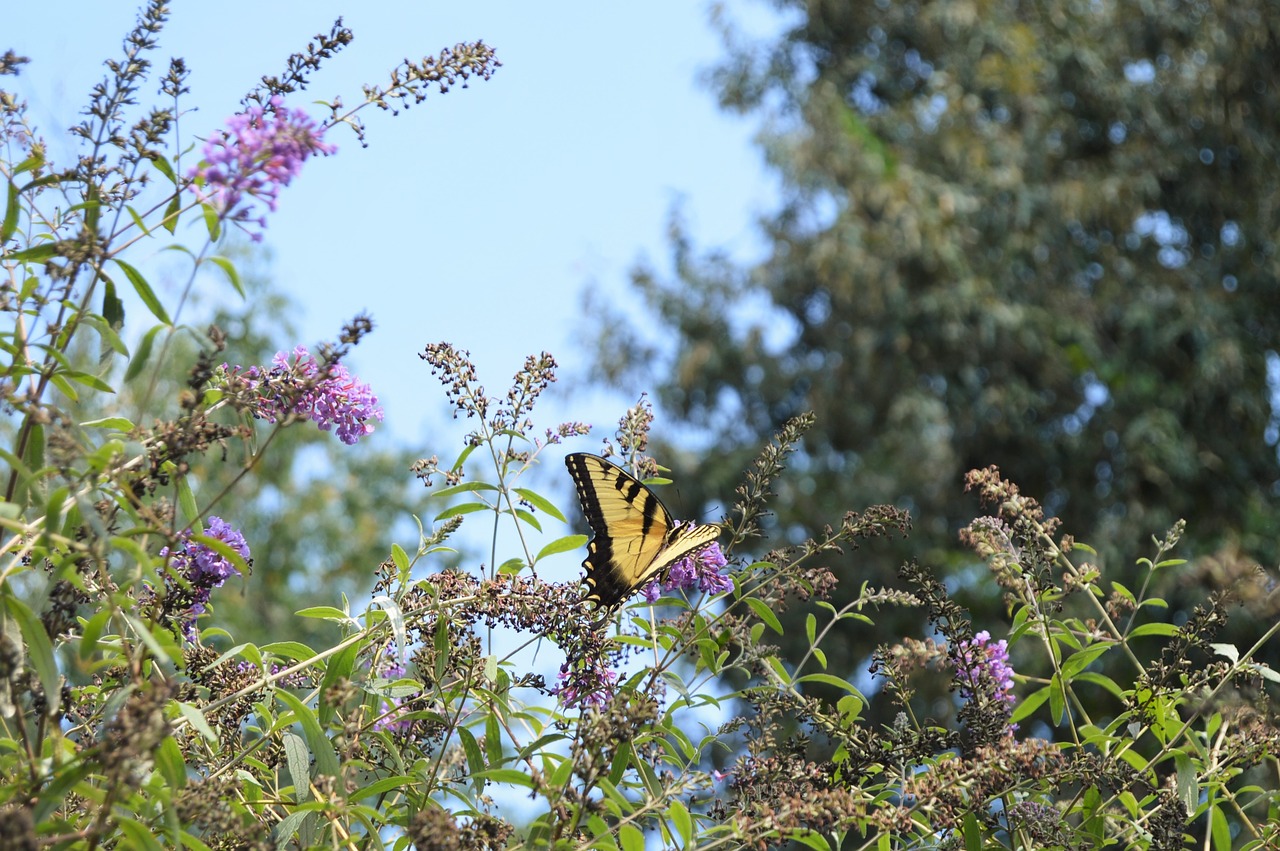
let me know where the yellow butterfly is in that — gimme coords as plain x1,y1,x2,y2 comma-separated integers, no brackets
565,453,723,613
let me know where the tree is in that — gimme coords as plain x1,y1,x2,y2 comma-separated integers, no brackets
593,0,1280,602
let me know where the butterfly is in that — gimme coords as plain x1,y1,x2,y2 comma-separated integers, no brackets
564,452,723,616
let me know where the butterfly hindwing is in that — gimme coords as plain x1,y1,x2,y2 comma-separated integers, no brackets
565,453,722,611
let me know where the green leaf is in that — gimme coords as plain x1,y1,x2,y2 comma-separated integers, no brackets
83,314,128,364
80,609,111,661
1060,643,1113,679
155,735,187,789
102,277,125,330
198,201,221,240
961,811,982,851
433,481,499,499
1209,643,1239,664
536,534,587,562
513,487,567,522
669,798,693,846
1049,673,1065,724
296,606,352,622
435,502,490,521
1128,622,1180,639
124,324,165,383
619,824,645,851
151,154,177,184
458,727,486,795
1251,662,1280,684
207,255,245,298
1174,751,1198,815
123,613,184,666
1073,671,1125,701
352,775,416,801
177,701,219,743
174,478,198,527
116,816,166,851
81,416,135,432
469,768,538,788
1,179,18,243
497,558,526,576
276,689,340,778
7,242,60,263
391,543,409,575
261,641,318,663
282,730,311,802
161,191,182,234
1210,804,1231,850
319,642,358,725
765,655,793,686
124,205,152,239
273,810,315,846
795,673,862,696
23,422,45,472
61,370,114,393
746,597,783,634
512,507,543,531
4,594,59,718
790,832,832,851
114,258,172,324
483,711,505,771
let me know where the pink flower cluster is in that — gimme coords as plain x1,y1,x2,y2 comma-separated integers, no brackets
158,516,250,637
954,630,1017,707
556,660,619,709
641,541,732,603
227,346,384,445
188,96,336,240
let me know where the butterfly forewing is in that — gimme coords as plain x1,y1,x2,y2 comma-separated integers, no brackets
565,453,723,610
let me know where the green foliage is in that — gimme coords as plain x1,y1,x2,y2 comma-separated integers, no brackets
586,0,1280,626
1,5,1279,851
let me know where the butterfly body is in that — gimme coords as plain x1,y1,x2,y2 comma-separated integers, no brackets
565,452,723,612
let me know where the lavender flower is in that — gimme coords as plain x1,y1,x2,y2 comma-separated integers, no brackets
373,658,416,735
954,630,1017,707
225,346,384,445
556,660,618,709
188,96,336,241
641,541,732,603
159,516,250,636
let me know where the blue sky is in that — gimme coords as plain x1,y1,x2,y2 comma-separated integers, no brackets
8,1,781,450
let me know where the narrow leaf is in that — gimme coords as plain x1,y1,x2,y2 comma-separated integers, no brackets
746,597,783,634
513,487,567,522
114,258,172,324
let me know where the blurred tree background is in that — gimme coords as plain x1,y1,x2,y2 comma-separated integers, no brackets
589,0,1280,696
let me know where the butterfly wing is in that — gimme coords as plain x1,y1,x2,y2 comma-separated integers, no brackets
565,453,722,610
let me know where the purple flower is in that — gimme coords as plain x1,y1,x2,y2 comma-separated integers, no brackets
188,96,336,241
954,630,1017,707
225,347,384,445
641,541,732,603
159,516,250,635
555,660,618,709
370,648,418,735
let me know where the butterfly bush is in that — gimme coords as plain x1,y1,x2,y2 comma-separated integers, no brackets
157,516,251,636
224,346,384,445
556,659,619,709
188,95,337,240
373,658,417,735
954,630,1017,708
641,541,731,603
